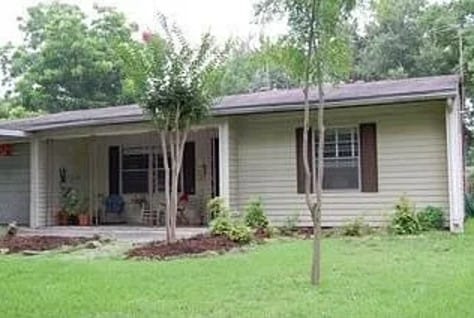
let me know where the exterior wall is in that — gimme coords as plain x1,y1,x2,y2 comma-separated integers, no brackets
0,143,30,225
228,120,240,211
231,102,449,226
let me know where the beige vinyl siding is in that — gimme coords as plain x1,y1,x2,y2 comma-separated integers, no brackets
232,101,448,226
0,143,30,225
228,120,240,211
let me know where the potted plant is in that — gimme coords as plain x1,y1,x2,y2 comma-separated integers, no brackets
57,186,72,225
77,196,90,226
78,211,90,226
62,188,80,225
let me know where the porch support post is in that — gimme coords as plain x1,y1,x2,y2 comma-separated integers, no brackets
218,120,230,207
446,95,464,233
30,138,47,228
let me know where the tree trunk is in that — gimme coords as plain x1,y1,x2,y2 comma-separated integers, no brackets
161,118,189,244
312,0,325,286
160,131,172,243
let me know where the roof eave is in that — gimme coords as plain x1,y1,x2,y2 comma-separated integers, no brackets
212,90,457,116
0,128,30,138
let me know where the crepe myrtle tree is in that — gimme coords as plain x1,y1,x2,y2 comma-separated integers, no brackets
118,14,225,243
255,0,354,285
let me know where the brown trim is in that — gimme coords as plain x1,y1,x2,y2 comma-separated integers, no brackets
183,141,196,195
296,127,313,193
359,123,378,192
108,146,120,195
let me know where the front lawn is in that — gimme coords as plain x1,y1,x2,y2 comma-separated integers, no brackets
2,222,474,317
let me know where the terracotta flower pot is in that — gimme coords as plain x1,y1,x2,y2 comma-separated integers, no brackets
78,214,90,226
57,211,69,226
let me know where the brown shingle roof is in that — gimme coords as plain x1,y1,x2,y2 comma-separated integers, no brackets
0,75,459,132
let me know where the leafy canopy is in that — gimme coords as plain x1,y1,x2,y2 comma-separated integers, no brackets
0,3,138,113
255,0,356,84
118,15,225,130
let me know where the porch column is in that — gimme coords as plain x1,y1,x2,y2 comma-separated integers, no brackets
218,120,230,207
30,138,47,228
446,95,464,233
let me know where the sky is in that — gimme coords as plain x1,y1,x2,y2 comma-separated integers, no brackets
0,0,287,46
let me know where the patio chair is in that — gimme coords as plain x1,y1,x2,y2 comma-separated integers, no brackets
104,194,125,224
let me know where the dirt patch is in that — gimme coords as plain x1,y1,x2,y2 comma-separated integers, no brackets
127,234,240,260
0,235,91,254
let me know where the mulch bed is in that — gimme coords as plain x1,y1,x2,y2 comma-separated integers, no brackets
0,235,91,254
127,234,240,260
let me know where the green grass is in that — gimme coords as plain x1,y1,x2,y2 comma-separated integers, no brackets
2,222,474,317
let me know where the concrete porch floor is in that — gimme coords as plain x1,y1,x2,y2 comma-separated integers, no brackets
19,226,208,243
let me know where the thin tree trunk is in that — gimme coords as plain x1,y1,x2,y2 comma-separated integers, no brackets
160,130,171,243
312,0,325,287
301,0,322,286
169,131,177,241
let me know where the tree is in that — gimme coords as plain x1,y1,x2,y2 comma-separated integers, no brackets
355,0,474,93
118,15,224,243
255,0,354,286
0,97,43,120
209,37,302,96
0,3,138,113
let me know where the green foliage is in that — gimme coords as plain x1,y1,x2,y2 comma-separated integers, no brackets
354,0,474,97
244,197,269,229
279,211,300,236
210,215,252,244
465,193,474,217
341,218,370,237
207,197,229,221
0,97,43,119
417,206,445,231
0,3,138,112
118,14,225,132
390,197,422,235
227,223,253,244
209,216,234,236
60,188,81,216
255,0,355,84
208,38,302,96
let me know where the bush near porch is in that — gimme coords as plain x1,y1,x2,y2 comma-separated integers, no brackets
0,220,474,317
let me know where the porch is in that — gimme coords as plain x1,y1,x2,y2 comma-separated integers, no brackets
32,122,225,228
19,226,208,243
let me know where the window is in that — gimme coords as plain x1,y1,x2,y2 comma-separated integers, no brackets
122,148,149,194
120,146,184,194
315,127,359,190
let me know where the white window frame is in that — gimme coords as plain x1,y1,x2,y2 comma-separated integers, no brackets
315,125,361,191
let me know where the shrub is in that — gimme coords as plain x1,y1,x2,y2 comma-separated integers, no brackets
244,197,269,229
417,206,445,231
227,223,252,244
465,194,474,218
279,212,300,236
210,216,233,236
210,215,252,244
341,218,370,237
207,197,228,221
390,197,421,235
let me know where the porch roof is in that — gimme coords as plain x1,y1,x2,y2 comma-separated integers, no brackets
0,74,459,133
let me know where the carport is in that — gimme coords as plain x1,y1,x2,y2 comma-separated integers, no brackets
0,128,30,225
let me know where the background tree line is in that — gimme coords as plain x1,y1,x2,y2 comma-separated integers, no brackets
0,0,473,119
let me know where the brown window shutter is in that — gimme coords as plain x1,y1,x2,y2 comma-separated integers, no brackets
359,123,378,192
295,127,313,194
108,146,120,195
183,142,196,194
